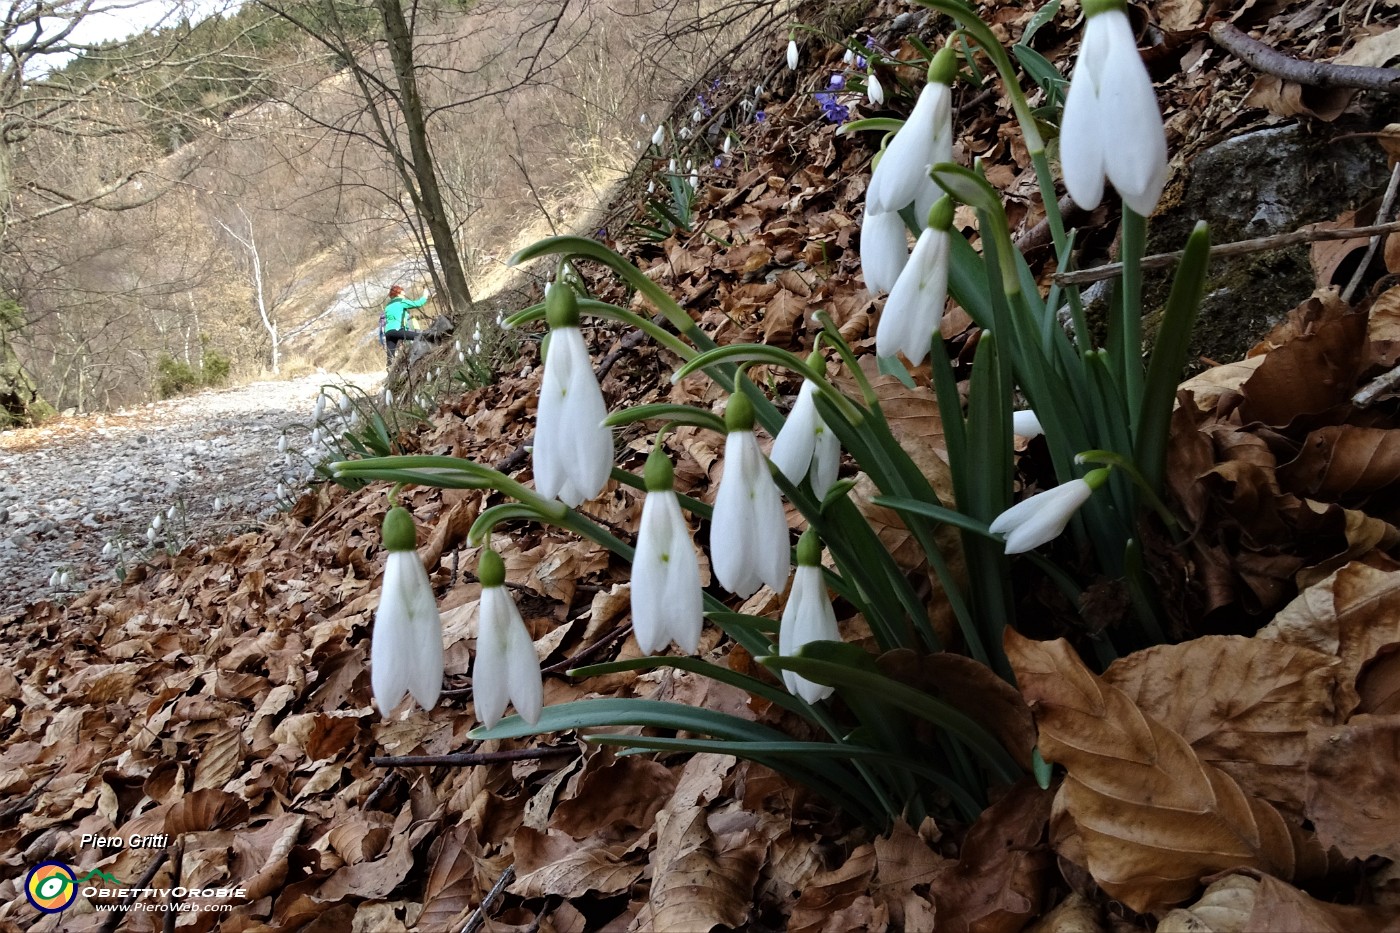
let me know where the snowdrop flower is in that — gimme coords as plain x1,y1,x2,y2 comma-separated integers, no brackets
534,284,612,507
787,39,799,71
385,388,394,406
711,391,790,598
689,170,699,189
860,205,909,294
1059,0,1168,216
458,350,467,363
679,126,691,140
312,394,326,422
473,549,542,727
277,435,288,453
770,377,840,499
102,542,114,558
166,505,177,520
371,507,443,713
146,527,156,545
647,181,656,194
867,72,885,106
1012,409,1044,438
989,469,1108,554
152,514,163,530
339,393,353,414
213,497,223,510
843,48,856,66
48,569,61,587
640,113,649,125
631,447,703,655
779,530,840,703
277,483,287,499
723,135,733,154
59,570,71,587
877,197,952,365
668,158,677,173
865,48,954,215
692,108,703,123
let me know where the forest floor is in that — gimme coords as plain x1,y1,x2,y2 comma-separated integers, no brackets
4,0,1400,931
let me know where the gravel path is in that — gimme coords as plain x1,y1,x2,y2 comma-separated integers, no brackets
0,372,381,618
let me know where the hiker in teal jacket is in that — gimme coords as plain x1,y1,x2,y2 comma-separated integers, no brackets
380,284,432,367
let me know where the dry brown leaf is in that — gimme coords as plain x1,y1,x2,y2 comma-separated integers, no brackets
1260,560,1400,715
1102,635,1340,815
1357,643,1400,715
647,805,764,931
1025,892,1102,933
872,821,950,928
788,843,880,933
1006,629,1326,913
1304,713,1400,861
1157,873,1260,933
509,826,641,899
930,778,1053,933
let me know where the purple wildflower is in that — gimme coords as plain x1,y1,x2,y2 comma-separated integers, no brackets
814,91,849,124
755,110,766,122
828,74,845,90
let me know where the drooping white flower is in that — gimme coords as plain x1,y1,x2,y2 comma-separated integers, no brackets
48,569,60,587
312,394,327,423
146,527,156,545
860,207,909,294
640,113,649,125
867,72,885,105
371,507,444,713
1012,409,1044,438
340,393,353,414
631,447,703,655
152,513,163,530
534,284,612,507
770,379,840,498
384,388,394,406
213,497,223,510
779,530,840,703
711,392,790,598
102,542,114,558
989,470,1107,554
59,570,71,587
473,549,543,728
651,124,665,146
166,506,177,520
877,197,952,365
723,135,733,154
843,48,856,66
1059,0,1168,216
276,483,287,499
787,39,800,71
865,48,954,215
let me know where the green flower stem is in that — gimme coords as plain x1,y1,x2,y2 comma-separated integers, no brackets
671,343,865,425
814,311,880,409
469,503,552,547
1029,148,1070,258
506,298,697,362
837,117,907,137
603,403,727,434
1119,208,1148,425
1075,449,1179,534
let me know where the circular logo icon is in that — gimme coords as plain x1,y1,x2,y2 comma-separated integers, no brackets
25,861,77,913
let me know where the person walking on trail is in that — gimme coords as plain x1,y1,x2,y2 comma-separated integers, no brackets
380,284,432,367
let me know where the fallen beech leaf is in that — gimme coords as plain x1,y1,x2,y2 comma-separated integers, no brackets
1357,643,1400,715
648,805,764,931
509,825,641,898
1260,560,1400,715
1025,892,1102,933
930,778,1053,933
1278,426,1400,501
1006,629,1326,913
1238,312,1366,426
165,789,251,834
1158,873,1259,933
788,843,878,933
1103,636,1340,815
872,821,950,928
1305,713,1400,860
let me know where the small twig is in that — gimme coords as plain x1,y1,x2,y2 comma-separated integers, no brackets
595,328,651,381
363,770,402,809
1211,22,1400,94
162,839,184,933
1053,219,1400,286
543,621,632,674
1015,194,1080,254
371,746,578,768
460,864,516,933
1354,362,1400,407
1344,162,1400,302
98,848,169,933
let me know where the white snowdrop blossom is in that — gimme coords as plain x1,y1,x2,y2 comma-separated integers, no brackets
213,497,223,510
384,388,394,406
865,49,954,215
48,569,60,587
277,435,288,453
1059,0,1168,216
860,207,909,294
473,549,543,728
102,542,114,558
371,508,444,713
770,379,840,498
779,531,840,703
723,135,733,154
877,198,952,365
152,514,163,530
651,125,665,147
534,285,612,507
146,527,157,545
989,471,1107,554
340,393,353,414
276,483,287,499
1012,409,1044,439
631,448,703,655
312,394,327,422
711,392,790,598
787,39,799,70
166,505,177,520
867,72,885,105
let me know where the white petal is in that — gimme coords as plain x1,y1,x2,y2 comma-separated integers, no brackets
1098,12,1167,215
779,565,837,702
810,419,842,499
770,380,820,485
1012,410,1044,439
867,83,946,214
473,587,514,727
664,511,705,654
632,491,679,654
1059,34,1107,212
711,431,789,596
372,551,442,713
506,609,543,725
535,328,611,506
876,227,948,364
860,208,909,294
787,40,799,71
991,480,1094,553
867,74,884,105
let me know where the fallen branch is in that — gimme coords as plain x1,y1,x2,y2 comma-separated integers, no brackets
98,848,169,933
371,745,577,768
1210,22,1400,94
1052,219,1400,286
460,864,516,933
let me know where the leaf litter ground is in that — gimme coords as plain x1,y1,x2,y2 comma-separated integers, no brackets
6,0,1400,929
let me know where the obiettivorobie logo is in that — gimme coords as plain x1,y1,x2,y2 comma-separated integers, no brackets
25,862,124,914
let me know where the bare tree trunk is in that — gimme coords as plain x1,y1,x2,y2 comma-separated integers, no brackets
377,0,474,317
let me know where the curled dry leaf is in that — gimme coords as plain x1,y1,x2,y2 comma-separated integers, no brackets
1005,629,1326,913
1304,713,1400,861
1158,873,1261,933
788,843,882,933
1162,870,1399,933
1102,635,1340,816
1025,891,1102,933
647,805,765,931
